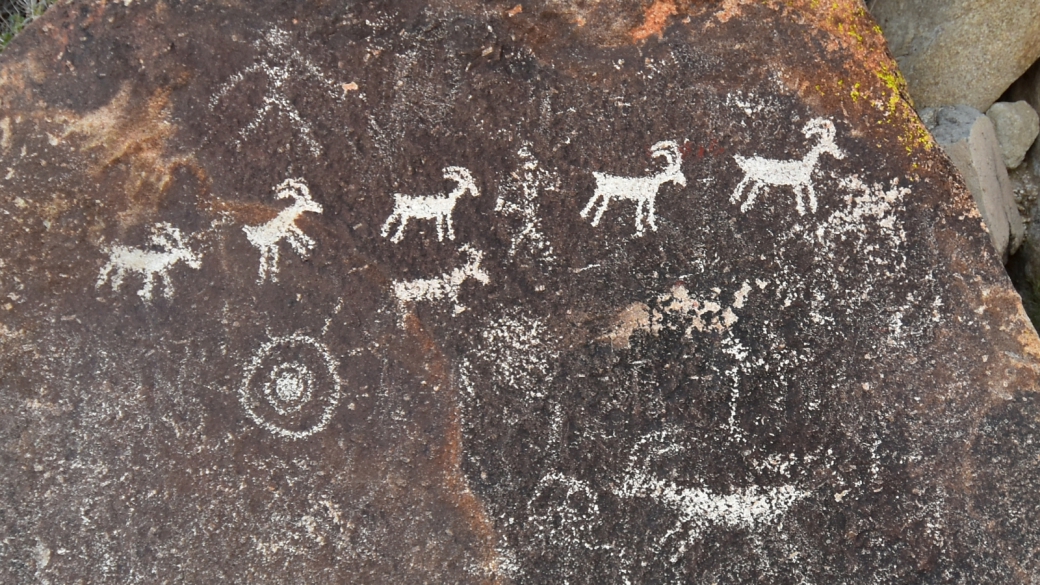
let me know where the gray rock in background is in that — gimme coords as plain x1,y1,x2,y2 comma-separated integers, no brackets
923,105,1026,259
868,0,1040,111
986,101,1040,169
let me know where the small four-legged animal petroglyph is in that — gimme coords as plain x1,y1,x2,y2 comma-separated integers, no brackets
381,166,479,243
243,178,323,282
97,222,202,302
730,118,845,215
580,140,686,236
392,244,490,320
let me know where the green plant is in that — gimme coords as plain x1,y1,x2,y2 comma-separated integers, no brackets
0,0,52,53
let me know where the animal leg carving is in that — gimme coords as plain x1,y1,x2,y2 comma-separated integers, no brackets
804,183,817,214
730,177,750,205
380,212,399,239
634,199,647,236
579,193,601,220
435,214,446,241
160,274,175,299
590,197,610,227
139,272,157,300
97,262,115,289
741,182,762,213
444,213,455,241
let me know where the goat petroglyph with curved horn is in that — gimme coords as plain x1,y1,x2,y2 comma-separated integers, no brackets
391,244,490,322
96,222,203,302
381,166,480,243
580,140,686,237
730,118,846,215
243,178,323,283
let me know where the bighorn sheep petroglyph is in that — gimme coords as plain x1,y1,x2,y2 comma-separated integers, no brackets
97,223,202,302
392,244,490,321
730,118,846,215
381,166,479,243
580,140,686,236
243,178,323,282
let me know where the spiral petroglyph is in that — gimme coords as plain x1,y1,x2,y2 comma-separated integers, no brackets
239,334,342,439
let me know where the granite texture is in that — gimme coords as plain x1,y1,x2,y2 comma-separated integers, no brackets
869,0,1040,111
986,101,1040,170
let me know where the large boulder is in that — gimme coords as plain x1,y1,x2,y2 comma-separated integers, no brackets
2,0,1040,583
921,105,1026,259
869,0,1040,111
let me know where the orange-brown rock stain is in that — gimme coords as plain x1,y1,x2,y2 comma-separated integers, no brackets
61,83,208,231
202,197,286,228
630,0,679,41
402,313,503,583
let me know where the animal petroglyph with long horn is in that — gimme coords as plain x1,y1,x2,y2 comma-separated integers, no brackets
730,118,846,215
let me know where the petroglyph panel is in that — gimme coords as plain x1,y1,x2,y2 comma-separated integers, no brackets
3,1,1040,584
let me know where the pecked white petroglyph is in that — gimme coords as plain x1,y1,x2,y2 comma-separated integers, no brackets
96,222,203,302
243,178,323,283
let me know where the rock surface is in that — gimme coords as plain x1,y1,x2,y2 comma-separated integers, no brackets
922,105,1025,259
2,1,1040,583
1006,56,1040,114
987,101,1040,169
868,0,1040,111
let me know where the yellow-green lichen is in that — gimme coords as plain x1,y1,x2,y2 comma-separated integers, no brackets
874,65,933,153
876,65,908,111
849,82,862,102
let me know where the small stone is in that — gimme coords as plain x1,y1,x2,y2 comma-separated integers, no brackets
923,105,1026,259
986,101,1040,169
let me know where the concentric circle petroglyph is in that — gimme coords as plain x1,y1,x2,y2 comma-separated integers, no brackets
239,334,341,439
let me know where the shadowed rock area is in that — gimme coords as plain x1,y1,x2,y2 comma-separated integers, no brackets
2,0,1040,583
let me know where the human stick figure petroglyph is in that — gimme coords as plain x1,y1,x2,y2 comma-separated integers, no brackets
580,140,686,236
96,222,202,302
392,244,490,320
381,166,479,243
495,145,559,262
730,118,846,215
210,27,348,157
243,178,323,283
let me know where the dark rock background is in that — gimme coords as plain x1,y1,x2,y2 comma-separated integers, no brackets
0,1,1038,583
